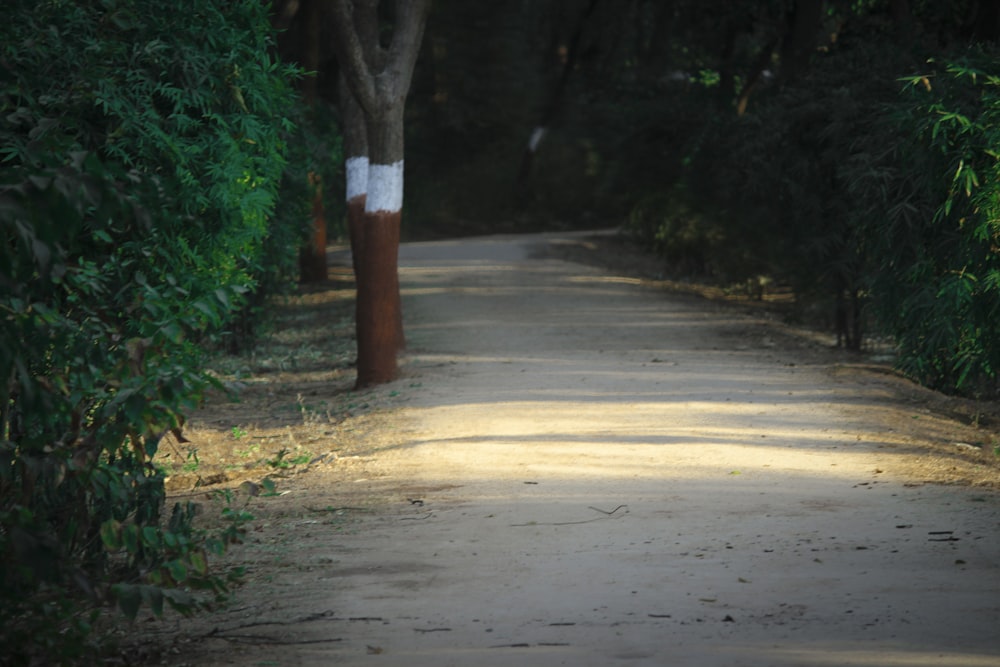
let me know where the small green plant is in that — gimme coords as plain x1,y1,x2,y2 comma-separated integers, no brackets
267,448,291,469
290,452,312,466
260,478,279,497
182,447,201,473
231,426,249,440
237,442,261,459
266,448,312,469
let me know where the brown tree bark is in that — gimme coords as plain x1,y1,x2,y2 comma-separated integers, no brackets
299,171,328,281
330,0,429,389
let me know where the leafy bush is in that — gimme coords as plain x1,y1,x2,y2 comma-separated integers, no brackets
0,0,300,661
624,187,729,277
860,51,1000,395
230,99,344,350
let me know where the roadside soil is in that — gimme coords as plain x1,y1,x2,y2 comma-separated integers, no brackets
140,231,999,667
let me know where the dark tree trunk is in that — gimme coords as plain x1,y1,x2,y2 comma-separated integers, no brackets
340,72,368,279
515,0,601,191
886,0,916,45
298,0,329,283
835,286,864,351
778,0,823,85
639,0,675,79
298,171,328,282
736,37,778,115
970,0,1000,42
889,0,912,25
717,21,739,108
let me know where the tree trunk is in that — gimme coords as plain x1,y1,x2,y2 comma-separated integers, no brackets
639,0,675,80
330,0,428,388
778,0,823,85
515,0,601,192
340,73,368,279
717,20,739,108
298,0,329,283
736,37,778,116
970,0,1000,42
354,105,406,388
354,207,403,386
889,0,912,25
299,171,328,282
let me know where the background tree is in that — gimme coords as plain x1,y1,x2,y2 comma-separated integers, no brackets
297,0,331,283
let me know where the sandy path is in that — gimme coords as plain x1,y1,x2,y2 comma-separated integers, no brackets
174,232,999,666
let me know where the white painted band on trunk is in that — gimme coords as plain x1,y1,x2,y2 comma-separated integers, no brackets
345,156,369,201
528,126,547,153
365,161,404,214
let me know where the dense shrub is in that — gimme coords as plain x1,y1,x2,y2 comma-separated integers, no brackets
860,51,1000,395
234,99,344,350
0,0,300,661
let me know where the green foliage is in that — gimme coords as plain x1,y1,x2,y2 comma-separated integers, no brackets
863,51,1000,395
625,187,728,277
0,0,299,662
622,18,1000,393
234,99,344,350
621,30,913,310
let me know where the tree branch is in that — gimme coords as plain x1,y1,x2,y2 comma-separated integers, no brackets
328,0,379,115
385,0,432,103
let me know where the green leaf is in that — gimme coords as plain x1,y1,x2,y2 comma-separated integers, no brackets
213,288,231,309
162,530,178,549
142,525,160,548
114,583,142,620
167,559,189,584
100,519,122,551
163,588,197,615
190,549,208,576
141,585,165,617
122,524,139,554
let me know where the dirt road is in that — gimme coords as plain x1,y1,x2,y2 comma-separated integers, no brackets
167,232,1000,667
